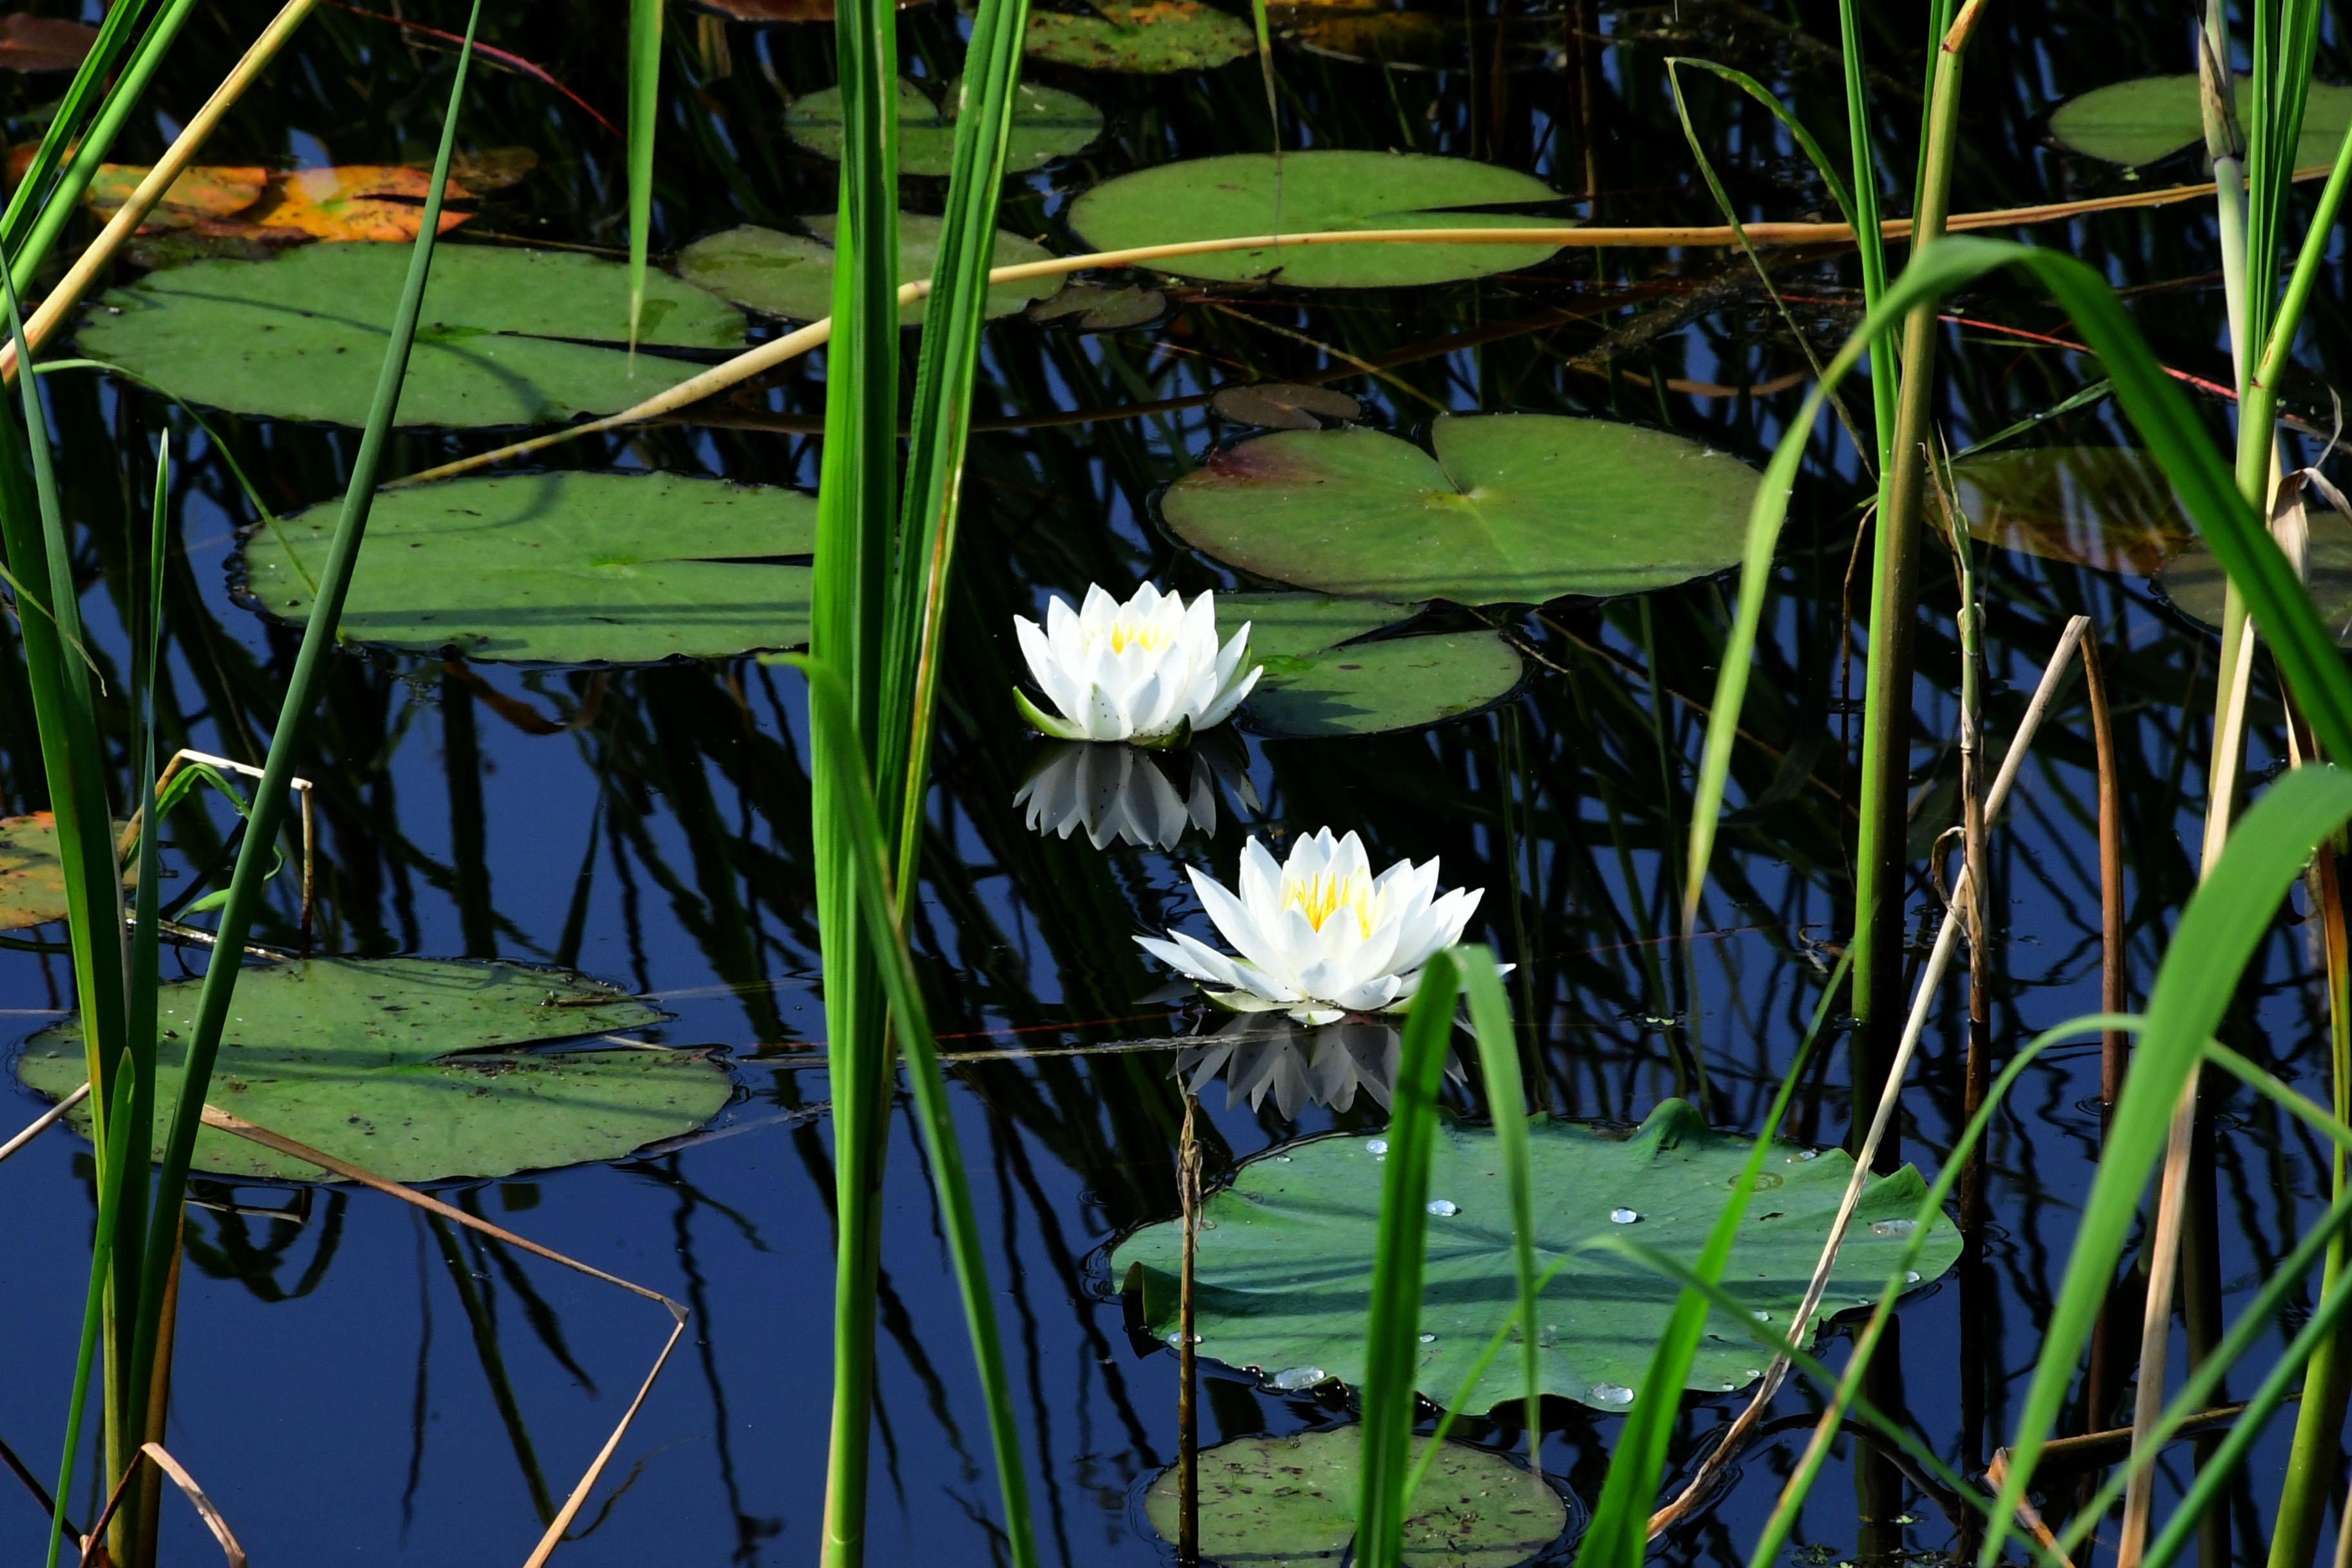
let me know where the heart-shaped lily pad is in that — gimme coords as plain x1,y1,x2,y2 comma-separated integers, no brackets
1143,1428,1566,1567
787,77,1102,176
2157,481,2352,643
676,218,1058,326
75,242,746,429
1113,1099,1961,1413
237,471,816,665
1946,444,2193,575
14,957,730,1182
1068,151,1571,288
1163,416,1758,605
1226,593,1522,736
1024,1,1254,71
2049,74,2352,167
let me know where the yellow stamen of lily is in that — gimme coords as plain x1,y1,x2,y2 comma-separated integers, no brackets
1282,867,1374,937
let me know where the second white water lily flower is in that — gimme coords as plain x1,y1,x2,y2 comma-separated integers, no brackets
1014,583,1260,746
1137,828,1486,1026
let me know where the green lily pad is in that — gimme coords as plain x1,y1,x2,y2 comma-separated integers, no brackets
2049,74,2352,167
1945,445,2192,575
1067,151,1571,288
676,219,1059,326
1027,282,1168,330
0,812,72,930
787,77,1102,176
1144,1428,1566,1568
1224,593,1522,737
2157,480,2352,643
1024,1,1254,72
1113,1099,1961,1413
75,242,747,429
1162,416,1759,605
237,471,816,665
14,957,729,1182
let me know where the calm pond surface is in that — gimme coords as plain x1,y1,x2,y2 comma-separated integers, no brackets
2,1,2347,1563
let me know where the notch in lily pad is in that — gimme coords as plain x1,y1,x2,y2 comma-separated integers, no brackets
787,76,1102,177
677,218,1059,326
14,957,732,1182
237,470,817,665
1069,150,1574,288
1112,1099,1961,1412
1162,415,1759,605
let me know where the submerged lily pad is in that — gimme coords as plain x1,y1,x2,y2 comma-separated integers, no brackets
1024,1,1254,72
787,77,1102,176
1213,381,1360,429
1227,593,1522,736
239,471,816,665
1068,151,1571,288
1946,445,2193,575
676,219,1059,326
2157,485,2352,643
1162,416,1758,605
2049,74,2352,167
75,242,745,429
1113,1099,1961,1413
14,957,729,1182
1144,1428,1566,1567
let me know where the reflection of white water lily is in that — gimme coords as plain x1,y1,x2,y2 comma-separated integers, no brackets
1138,828,1485,1026
1177,1015,1464,1119
1014,583,1259,745
1015,742,1216,850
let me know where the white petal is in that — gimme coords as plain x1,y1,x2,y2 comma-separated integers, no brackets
1193,663,1260,731
1237,838,1283,920
1190,866,1293,983
1016,616,1079,722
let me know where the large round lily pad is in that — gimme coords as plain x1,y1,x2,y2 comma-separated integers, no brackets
2157,482,2352,644
1226,593,1522,736
1024,1,1253,72
1162,416,1758,605
787,77,1102,176
1144,1428,1566,1567
1113,1099,1961,1413
238,471,816,665
75,242,747,429
2049,74,2352,167
1946,444,2192,575
676,219,1058,326
14,957,730,1182
1067,151,1571,288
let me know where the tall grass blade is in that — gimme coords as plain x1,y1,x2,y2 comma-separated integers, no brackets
625,0,662,351
1353,948,1465,1568
123,0,485,1517
1455,950,1540,1472
792,656,1038,1568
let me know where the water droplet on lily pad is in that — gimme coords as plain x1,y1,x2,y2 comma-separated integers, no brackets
1869,1218,1918,1238
1752,1309,1772,1322
1418,1332,1437,1344
1591,1382,1634,1406
1905,1269,1923,1284
1610,1206,1640,1224
1366,1139,1389,1155
1268,1366,1326,1391
1426,1199,1459,1217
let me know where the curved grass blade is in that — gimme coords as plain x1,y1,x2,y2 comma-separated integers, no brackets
125,0,487,1503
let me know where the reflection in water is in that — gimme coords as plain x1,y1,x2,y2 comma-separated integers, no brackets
1013,735,1255,850
1173,1014,1464,1118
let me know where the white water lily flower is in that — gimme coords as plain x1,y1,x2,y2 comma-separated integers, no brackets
1014,583,1260,746
1137,828,1487,1026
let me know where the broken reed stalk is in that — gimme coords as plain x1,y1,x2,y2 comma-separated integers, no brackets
75,1443,246,1568
2084,634,2127,1122
1649,616,2091,1537
0,0,321,384
390,166,2329,491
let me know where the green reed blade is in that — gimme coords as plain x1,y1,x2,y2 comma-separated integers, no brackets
1981,766,2352,1567
10,0,205,297
791,655,1038,1568
42,1067,139,1568
124,0,485,1497
1454,949,1540,1473
1576,952,1850,1568
1834,0,1896,453
625,0,662,349
1684,235,2352,925
1353,948,1465,1568
881,0,1035,908
808,0,901,1552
